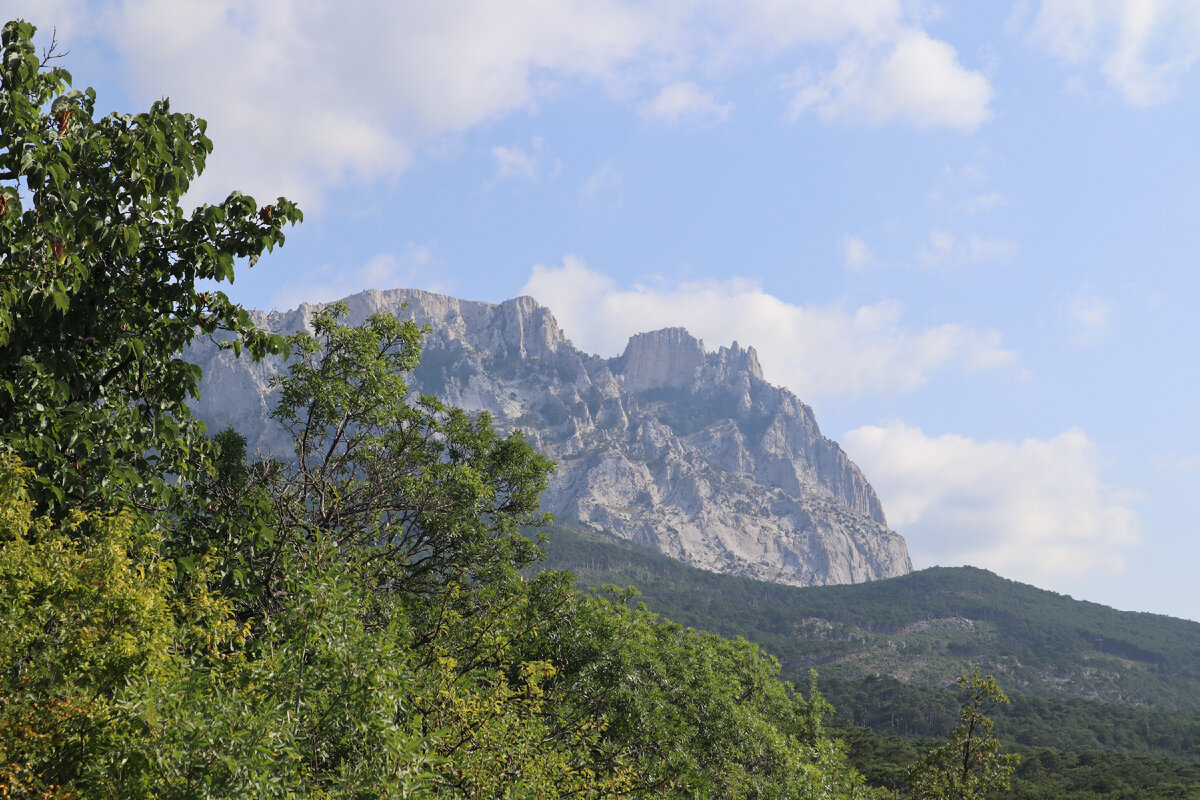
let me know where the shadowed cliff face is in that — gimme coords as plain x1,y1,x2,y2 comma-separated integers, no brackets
186,288,912,587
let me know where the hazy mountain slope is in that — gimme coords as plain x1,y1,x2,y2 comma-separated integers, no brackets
187,288,911,587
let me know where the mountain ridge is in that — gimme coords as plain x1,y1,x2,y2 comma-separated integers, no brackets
536,521,1200,710
187,287,911,587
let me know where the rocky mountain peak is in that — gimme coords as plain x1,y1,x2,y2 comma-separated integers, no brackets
496,295,566,358
187,288,911,588
619,327,707,392
717,341,764,381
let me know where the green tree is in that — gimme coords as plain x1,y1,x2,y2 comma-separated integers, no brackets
0,19,301,517
908,669,1020,800
241,303,553,609
0,453,247,797
517,582,885,799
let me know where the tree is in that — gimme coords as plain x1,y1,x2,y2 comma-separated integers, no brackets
908,669,1020,800
515,583,886,799
0,453,248,797
0,19,301,517
240,303,553,610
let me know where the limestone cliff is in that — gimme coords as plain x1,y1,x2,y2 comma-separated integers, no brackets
186,288,912,586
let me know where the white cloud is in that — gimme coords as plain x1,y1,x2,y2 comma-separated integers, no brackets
520,256,1017,397
272,245,442,310
840,235,877,270
915,230,1017,269
843,422,1141,585
640,82,732,124
67,0,666,207
718,0,905,50
10,0,93,42
21,0,998,210
1027,0,1200,105
1063,286,1111,345
788,28,993,130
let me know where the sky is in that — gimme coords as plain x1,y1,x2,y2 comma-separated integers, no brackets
7,0,1200,621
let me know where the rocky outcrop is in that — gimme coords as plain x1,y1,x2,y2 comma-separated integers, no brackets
186,288,912,587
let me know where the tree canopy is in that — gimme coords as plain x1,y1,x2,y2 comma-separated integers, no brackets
0,19,300,517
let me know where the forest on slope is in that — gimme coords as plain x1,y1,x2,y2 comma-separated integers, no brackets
538,523,1200,709
538,523,1200,797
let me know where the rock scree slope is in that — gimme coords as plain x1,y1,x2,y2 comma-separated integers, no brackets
187,288,912,587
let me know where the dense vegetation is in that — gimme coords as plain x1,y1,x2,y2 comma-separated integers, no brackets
841,728,1200,800
538,523,1200,795
0,20,900,798
538,523,1200,709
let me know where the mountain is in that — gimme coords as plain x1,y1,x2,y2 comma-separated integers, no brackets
187,288,911,587
537,523,1200,761
539,522,1200,710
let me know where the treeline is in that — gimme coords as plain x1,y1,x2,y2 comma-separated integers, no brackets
821,676,1200,760
840,727,1200,800
538,529,1200,794
0,20,887,798
538,523,1200,776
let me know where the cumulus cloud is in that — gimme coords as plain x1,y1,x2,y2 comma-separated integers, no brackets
1027,0,1200,105
788,29,993,130
719,0,903,47
843,422,1141,585
520,257,1017,397
19,0,997,209
60,0,665,207
640,82,732,125
272,245,443,311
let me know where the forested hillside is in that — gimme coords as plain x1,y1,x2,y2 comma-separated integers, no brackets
538,522,1200,709
538,522,1200,797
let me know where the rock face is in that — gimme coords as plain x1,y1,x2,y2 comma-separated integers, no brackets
186,288,912,587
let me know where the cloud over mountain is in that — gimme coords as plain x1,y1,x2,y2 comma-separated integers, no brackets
844,421,1141,587
521,257,1017,399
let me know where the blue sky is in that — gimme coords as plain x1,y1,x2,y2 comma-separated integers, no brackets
9,1,1200,620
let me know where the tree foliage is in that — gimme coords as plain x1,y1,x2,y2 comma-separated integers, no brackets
522,584,882,799
0,19,300,516
0,453,246,797
907,669,1020,800
259,304,552,599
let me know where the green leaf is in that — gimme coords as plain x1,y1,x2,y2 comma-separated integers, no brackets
0,19,299,519
122,227,139,256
